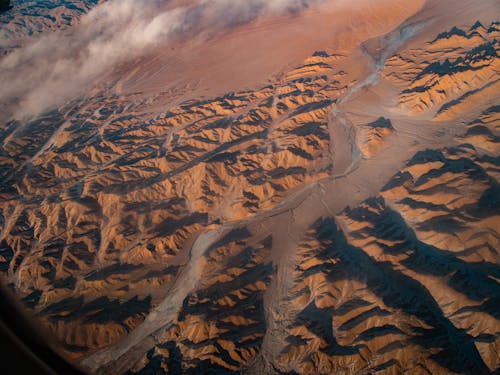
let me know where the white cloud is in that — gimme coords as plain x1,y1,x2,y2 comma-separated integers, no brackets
0,0,320,120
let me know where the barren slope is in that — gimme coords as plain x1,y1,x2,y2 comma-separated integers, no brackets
0,0,499,374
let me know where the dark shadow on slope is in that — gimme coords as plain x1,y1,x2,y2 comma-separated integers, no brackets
39,294,152,325
306,217,490,374
346,197,500,308
284,301,360,356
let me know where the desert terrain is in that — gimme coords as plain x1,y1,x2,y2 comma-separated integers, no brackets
0,0,499,374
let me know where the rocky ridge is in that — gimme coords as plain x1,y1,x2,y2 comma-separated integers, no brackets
0,1,498,374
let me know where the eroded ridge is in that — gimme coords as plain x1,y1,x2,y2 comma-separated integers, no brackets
0,2,498,374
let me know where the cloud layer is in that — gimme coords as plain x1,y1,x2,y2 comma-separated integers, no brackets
0,0,320,120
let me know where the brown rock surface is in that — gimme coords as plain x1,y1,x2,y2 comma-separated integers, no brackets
0,0,499,374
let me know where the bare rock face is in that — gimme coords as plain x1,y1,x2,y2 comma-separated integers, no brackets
390,22,500,120
0,0,499,374
357,117,394,158
0,0,101,42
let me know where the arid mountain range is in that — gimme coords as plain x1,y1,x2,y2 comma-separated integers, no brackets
0,0,499,374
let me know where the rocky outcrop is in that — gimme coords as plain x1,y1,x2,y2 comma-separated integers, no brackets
0,1,498,374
